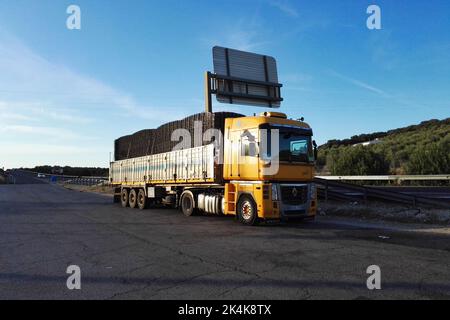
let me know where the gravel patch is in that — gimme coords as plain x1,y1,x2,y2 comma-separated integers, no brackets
319,200,450,225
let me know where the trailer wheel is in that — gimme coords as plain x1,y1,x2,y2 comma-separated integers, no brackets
121,189,129,208
137,189,147,210
237,195,258,226
129,189,137,208
181,191,196,216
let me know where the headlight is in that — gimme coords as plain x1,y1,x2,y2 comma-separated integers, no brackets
271,184,279,201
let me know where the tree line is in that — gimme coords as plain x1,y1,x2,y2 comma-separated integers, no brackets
318,118,450,175
22,166,109,177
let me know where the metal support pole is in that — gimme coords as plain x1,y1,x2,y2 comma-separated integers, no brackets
204,71,212,113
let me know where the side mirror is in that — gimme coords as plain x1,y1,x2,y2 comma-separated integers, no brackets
313,140,318,161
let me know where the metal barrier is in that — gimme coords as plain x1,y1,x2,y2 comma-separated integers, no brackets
315,175,450,182
63,177,108,186
29,171,108,186
314,178,450,209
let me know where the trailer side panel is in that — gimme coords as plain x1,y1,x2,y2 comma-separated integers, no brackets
110,144,217,185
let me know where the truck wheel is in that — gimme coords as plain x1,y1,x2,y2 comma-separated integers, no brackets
129,189,137,208
237,195,258,226
181,191,196,216
137,189,147,210
121,189,129,208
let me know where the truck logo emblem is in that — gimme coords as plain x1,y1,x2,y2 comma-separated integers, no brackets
292,187,298,197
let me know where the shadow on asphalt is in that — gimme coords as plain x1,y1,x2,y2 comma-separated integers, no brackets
0,272,449,298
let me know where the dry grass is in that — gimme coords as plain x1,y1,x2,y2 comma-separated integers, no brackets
63,184,114,195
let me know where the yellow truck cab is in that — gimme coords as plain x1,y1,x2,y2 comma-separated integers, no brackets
222,111,317,224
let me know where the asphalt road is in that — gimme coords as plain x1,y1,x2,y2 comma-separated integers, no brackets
3,170,47,185
1,171,450,299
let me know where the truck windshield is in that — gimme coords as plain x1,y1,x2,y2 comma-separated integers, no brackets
261,126,314,163
279,131,314,163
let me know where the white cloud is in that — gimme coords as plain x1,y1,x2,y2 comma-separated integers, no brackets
268,0,299,18
201,15,271,52
225,30,270,52
327,69,434,111
0,30,177,124
46,111,93,124
282,73,312,83
0,125,83,140
328,70,389,97
281,73,313,92
0,112,35,121
203,30,269,52
0,143,90,156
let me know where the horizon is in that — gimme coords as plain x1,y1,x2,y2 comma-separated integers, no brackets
3,115,449,170
1,0,449,169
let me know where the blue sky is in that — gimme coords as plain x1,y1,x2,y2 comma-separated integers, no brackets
0,0,449,168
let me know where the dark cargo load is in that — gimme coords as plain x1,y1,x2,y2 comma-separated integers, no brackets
114,112,244,161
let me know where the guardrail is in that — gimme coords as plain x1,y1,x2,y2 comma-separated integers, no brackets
63,178,108,186
315,175,450,182
28,171,107,181
314,178,449,209
29,171,108,186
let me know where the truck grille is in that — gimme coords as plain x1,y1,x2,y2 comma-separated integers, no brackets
280,185,308,205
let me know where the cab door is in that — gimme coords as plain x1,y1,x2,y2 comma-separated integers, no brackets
228,129,241,179
238,128,259,180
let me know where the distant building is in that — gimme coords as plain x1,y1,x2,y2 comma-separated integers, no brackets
353,138,382,147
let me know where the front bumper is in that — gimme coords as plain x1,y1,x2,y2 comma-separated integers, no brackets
273,183,317,219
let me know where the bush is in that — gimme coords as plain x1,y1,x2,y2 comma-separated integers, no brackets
316,149,327,166
329,146,390,175
407,139,450,174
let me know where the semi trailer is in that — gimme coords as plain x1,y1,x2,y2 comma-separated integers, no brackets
109,111,318,225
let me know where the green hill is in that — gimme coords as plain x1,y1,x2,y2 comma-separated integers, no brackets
318,118,450,175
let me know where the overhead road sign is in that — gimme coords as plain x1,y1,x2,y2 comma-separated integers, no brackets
205,46,283,112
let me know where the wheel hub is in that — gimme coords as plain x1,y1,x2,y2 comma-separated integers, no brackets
241,201,253,220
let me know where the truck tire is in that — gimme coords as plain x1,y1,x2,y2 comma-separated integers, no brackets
237,195,258,226
137,189,147,210
129,189,137,208
121,189,129,208
181,191,196,216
